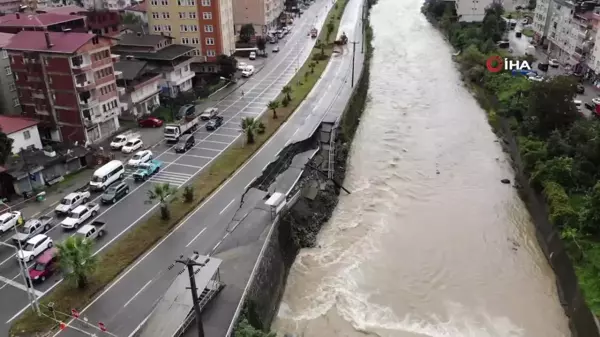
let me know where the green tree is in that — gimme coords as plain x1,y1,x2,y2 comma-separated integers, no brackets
217,54,238,79
256,36,266,55
326,20,335,41
239,24,255,43
281,85,293,101
518,136,547,172
525,76,579,136
308,62,316,74
241,117,261,144
581,182,600,234
121,13,141,24
543,181,577,228
0,129,13,165
531,156,575,190
147,183,178,220
267,100,279,119
57,236,97,289
234,318,276,337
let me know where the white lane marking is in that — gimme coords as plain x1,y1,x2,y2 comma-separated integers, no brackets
154,171,192,178
123,279,153,308
180,154,214,160
194,147,222,152
219,199,235,215
185,228,207,248
166,163,205,169
203,140,230,145
0,274,43,296
209,133,238,138
244,180,253,190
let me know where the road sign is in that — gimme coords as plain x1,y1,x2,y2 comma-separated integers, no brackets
71,308,79,318
59,322,66,330
98,322,107,332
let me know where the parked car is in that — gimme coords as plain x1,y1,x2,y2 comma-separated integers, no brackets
200,107,219,120
121,138,143,154
11,216,53,245
249,51,256,60
138,117,163,128
273,45,280,52
60,203,99,230
206,116,224,131
537,62,549,71
0,211,21,234
242,66,255,77
549,59,560,67
175,135,195,153
101,182,130,204
110,132,140,150
128,150,153,167
28,248,58,283
75,221,106,243
54,192,90,216
17,234,53,263
177,104,195,119
237,62,248,70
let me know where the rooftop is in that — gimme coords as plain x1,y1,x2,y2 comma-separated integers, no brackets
125,2,147,12
0,12,85,27
112,44,195,61
2,144,88,178
120,23,148,34
5,31,97,54
118,33,173,47
0,32,14,48
36,5,87,15
114,60,150,80
0,116,38,134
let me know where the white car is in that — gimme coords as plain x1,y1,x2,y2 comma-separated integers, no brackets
249,51,256,60
0,211,21,234
242,66,255,77
237,62,248,70
273,45,280,53
17,234,52,262
549,59,560,67
592,97,600,105
128,150,153,167
528,75,544,82
121,138,143,154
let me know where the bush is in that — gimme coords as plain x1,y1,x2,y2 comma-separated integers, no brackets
183,185,194,203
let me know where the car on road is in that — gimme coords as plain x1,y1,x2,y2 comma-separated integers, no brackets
128,150,153,167
177,104,196,120
138,117,163,128
237,62,248,70
55,191,90,216
60,203,99,230
11,216,53,245
75,221,106,243
242,65,255,77
0,211,21,234
577,83,585,94
133,160,162,181
206,116,224,131
592,97,600,106
273,45,280,52
528,75,544,82
175,134,195,153
549,59,560,67
110,132,140,150
249,51,256,60
101,182,130,204
28,248,58,283
122,138,143,154
200,107,219,120
17,234,53,262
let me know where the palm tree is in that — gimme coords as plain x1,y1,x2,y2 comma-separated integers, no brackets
147,183,178,220
57,236,97,289
267,100,280,119
309,62,316,74
282,85,292,101
241,117,261,144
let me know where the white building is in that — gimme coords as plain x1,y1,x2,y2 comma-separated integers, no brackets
160,62,194,97
81,0,132,10
114,59,162,117
532,0,554,44
455,0,495,22
124,1,148,23
502,0,529,12
0,116,42,154
233,0,284,34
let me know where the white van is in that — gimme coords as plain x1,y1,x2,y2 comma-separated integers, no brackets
89,160,125,191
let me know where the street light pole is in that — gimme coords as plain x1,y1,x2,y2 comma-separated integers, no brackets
350,41,359,87
176,257,205,337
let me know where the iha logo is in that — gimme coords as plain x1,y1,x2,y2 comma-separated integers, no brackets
486,55,532,75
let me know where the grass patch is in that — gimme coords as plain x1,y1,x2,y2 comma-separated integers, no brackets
522,28,534,37
9,0,349,335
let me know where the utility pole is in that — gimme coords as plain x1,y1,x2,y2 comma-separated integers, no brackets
361,0,365,54
350,41,359,87
176,256,205,337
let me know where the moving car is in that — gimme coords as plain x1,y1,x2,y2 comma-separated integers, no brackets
60,203,99,230
89,160,125,191
206,116,224,131
28,248,58,283
0,211,21,234
175,134,195,153
133,160,162,181
55,192,90,216
121,138,143,154
249,51,256,60
128,150,153,167
11,216,53,245
17,234,53,262
549,59,560,67
75,221,106,243
237,62,248,70
101,182,130,204
138,117,163,128
200,107,219,120
242,65,255,77
273,45,280,53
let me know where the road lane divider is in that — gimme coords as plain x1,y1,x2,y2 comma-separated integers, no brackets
185,228,207,248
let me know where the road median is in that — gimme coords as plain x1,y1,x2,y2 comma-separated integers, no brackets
9,1,350,336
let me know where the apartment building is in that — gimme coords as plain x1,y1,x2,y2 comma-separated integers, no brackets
233,0,283,34
532,0,554,44
124,1,148,23
0,33,20,115
147,0,234,63
0,0,22,13
112,33,195,97
114,59,161,118
34,7,122,37
81,0,133,10
454,0,495,22
6,31,119,144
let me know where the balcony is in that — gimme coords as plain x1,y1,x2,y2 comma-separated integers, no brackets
71,55,91,71
76,80,94,91
117,86,126,96
79,98,98,108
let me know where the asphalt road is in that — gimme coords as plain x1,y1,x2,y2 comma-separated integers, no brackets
0,1,335,334
42,0,366,335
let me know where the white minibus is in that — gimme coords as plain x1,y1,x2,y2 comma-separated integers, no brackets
89,160,125,191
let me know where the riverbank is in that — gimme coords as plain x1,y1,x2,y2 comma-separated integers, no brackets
231,1,376,335
422,1,600,336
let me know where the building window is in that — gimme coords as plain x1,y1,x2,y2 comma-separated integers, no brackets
179,12,186,18
207,49,216,57
204,24,213,32
182,37,190,44
189,12,196,18
5,66,11,75
151,0,158,4
154,25,162,32
191,25,198,31
163,25,172,31
152,12,159,18
180,25,188,32
160,0,168,5
177,0,195,5
191,37,199,44
205,37,215,45
12,97,19,107
8,82,15,91
201,0,210,5
0,50,6,59
162,12,170,18
202,12,212,19
23,130,30,140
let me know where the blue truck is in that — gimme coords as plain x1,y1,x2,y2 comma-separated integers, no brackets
133,160,162,181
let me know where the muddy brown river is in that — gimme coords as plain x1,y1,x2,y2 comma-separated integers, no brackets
271,0,572,336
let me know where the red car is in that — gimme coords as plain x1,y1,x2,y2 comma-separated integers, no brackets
28,248,58,283
138,117,163,128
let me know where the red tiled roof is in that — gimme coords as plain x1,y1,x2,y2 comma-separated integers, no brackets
0,13,85,27
5,31,95,54
0,32,14,48
126,2,147,12
0,116,38,135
